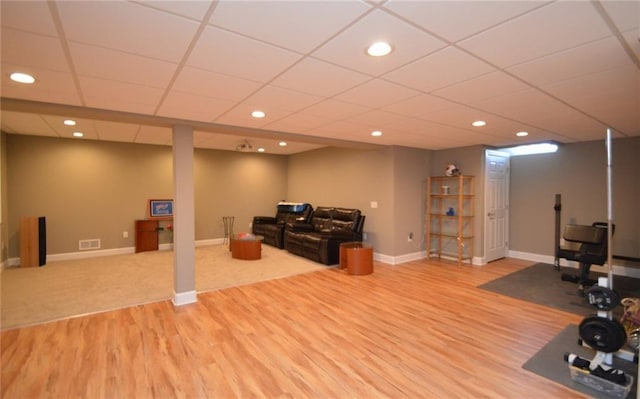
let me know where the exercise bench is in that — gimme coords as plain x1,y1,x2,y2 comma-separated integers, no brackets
558,222,613,295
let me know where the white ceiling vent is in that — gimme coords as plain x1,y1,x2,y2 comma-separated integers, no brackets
79,239,101,251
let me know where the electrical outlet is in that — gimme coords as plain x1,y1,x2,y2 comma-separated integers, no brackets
123,231,128,238
408,232,414,242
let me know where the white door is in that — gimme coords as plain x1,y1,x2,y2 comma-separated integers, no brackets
484,150,510,262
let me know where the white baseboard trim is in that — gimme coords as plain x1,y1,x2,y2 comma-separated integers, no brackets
5,242,636,279
375,250,425,265
172,290,197,306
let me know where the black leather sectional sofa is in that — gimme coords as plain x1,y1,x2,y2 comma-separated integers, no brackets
252,202,313,249
253,204,366,265
284,206,365,265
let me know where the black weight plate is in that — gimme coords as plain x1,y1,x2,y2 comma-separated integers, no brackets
579,316,627,353
586,286,620,310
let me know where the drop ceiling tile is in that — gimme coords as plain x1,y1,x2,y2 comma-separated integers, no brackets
345,110,416,129
0,1,58,36
471,88,611,140
543,65,639,101
41,115,96,138
1,29,69,72
599,1,640,32
187,26,302,83
213,103,295,128
135,125,172,146
507,36,635,86
542,66,640,135
432,71,530,104
301,99,370,120
270,57,371,97
94,121,139,143
1,65,82,106
156,91,236,122
383,46,495,93
419,101,503,129
79,77,164,115
57,1,200,62
459,1,613,68
209,0,370,54
622,29,640,59
384,0,544,42
70,43,178,88
0,112,59,137
335,79,421,109
172,66,262,101
241,85,324,113
382,93,458,118
262,113,330,134
312,9,446,76
306,120,375,140
137,1,213,21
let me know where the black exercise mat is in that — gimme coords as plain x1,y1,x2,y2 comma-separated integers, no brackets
478,263,640,315
523,324,637,399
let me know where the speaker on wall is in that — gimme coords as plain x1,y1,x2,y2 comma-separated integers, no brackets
19,216,46,267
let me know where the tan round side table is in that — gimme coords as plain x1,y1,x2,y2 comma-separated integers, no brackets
229,234,264,260
339,241,373,275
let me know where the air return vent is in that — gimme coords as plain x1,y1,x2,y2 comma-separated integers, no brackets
78,239,101,251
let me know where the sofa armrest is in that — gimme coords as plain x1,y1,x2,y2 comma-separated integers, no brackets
286,222,315,232
253,216,277,225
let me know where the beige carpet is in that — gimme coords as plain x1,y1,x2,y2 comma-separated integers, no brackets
1,244,328,330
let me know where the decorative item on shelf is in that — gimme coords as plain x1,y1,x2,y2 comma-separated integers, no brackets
445,164,460,176
446,207,455,216
441,185,450,195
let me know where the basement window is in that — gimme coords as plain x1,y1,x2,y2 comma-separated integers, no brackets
499,142,559,156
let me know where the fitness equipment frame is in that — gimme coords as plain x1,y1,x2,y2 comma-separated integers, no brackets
562,130,638,398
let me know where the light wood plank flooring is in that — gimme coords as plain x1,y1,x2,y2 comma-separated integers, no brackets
1,257,587,398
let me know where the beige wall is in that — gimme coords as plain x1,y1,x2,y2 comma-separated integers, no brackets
287,146,396,254
5,132,638,263
509,136,640,259
6,134,288,257
287,145,431,256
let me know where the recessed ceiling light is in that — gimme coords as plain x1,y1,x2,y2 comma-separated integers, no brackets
367,41,392,57
258,148,265,153
371,130,383,137
516,131,529,137
63,119,76,126
10,72,35,84
72,132,84,138
279,141,287,147
472,120,486,127
251,110,266,118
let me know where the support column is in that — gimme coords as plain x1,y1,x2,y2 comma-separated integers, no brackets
172,125,197,306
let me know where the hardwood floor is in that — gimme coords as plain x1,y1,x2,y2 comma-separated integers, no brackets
1,257,587,398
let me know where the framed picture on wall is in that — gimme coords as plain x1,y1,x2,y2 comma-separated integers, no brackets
149,199,173,218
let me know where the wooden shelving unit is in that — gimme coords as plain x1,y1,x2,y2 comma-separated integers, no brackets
426,175,474,265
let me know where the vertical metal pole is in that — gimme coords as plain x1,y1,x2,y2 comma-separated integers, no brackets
554,193,561,271
606,129,613,289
